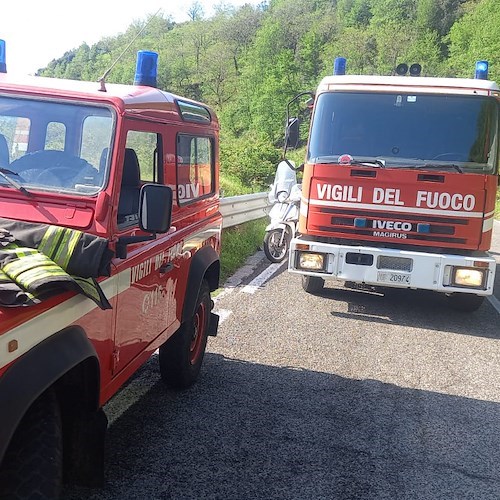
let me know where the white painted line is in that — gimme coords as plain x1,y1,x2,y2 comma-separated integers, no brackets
487,294,500,315
104,355,158,425
241,261,286,294
217,308,233,324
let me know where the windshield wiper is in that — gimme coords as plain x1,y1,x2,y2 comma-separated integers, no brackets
315,157,385,168
349,158,385,168
0,170,32,197
413,163,463,174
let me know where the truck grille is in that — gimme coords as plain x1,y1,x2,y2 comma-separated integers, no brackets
377,256,413,272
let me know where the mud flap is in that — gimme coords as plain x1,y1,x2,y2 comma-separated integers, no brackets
208,312,219,337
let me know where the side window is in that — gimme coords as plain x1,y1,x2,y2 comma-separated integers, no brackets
45,122,66,150
0,116,30,163
81,116,113,170
125,131,160,182
177,134,214,204
117,130,161,227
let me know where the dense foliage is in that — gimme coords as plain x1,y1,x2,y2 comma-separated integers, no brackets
38,0,500,191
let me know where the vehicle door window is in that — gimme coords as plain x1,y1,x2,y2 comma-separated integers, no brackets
117,130,161,227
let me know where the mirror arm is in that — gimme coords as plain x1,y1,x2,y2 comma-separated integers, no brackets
116,233,156,259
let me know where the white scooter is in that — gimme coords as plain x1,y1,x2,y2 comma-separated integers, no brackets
263,160,301,263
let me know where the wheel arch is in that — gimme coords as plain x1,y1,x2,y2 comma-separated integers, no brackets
0,327,100,464
182,245,220,323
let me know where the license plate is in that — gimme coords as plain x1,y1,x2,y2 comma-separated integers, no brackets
377,271,411,285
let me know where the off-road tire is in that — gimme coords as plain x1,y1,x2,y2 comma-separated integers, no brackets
0,388,63,500
446,293,485,312
159,280,211,389
302,275,325,294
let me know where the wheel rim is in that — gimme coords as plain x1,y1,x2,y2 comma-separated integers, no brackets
189,300,207,365
268,231,287,259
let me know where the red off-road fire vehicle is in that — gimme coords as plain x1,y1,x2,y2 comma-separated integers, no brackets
0,46,221,497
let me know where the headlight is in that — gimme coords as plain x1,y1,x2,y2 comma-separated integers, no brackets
452,267,485,288
297,252,325,271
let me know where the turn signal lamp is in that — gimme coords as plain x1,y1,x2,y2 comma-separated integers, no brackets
333,57,346,76
475,61,489,80
134,50,158,87
453,267,485,288
0,40,6,73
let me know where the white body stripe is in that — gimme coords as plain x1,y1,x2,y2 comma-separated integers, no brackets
0,270,129,371
308,198,483,218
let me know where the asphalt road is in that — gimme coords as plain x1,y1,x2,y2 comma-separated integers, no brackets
63,228,500,500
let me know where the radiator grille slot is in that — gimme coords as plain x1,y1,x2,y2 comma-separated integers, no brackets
377,256,413,272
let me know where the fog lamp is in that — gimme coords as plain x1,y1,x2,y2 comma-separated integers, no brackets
453,267,485,288
298,252,325,271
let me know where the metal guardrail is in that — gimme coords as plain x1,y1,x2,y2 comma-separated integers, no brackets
220,192,270,228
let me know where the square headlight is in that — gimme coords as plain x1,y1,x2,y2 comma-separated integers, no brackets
452,267,485,289
297,252,325,271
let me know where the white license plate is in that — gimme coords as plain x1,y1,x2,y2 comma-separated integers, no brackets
377,271,411,285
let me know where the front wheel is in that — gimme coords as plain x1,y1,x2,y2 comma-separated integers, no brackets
446,293,485,312
302,275,324,294
0,388,63,499
263,228,291,263
159,280,211,389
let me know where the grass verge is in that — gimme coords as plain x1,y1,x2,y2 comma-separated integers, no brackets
220,218,267,285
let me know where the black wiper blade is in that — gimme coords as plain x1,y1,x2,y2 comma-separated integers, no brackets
413,163,463,174
349,158,385,168
315,157,385,168
0,170,32,197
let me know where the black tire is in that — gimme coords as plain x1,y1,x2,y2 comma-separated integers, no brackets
446,293,485,312
0,388,63,500
159,280,211,389
302,275,324,294
263,228,291,263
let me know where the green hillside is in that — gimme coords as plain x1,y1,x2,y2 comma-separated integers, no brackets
38,0,500,192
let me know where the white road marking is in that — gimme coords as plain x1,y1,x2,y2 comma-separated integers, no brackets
241,261,286,294
487,294,500,315
217,308,233,324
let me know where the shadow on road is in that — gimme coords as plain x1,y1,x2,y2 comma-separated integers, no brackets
310,280,500,340
63,353,500,500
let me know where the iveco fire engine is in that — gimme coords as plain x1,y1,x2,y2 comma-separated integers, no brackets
0,43,221,498
286,58,499,312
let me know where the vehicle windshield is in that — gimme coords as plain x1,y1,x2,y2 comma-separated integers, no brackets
308,91,499,174
0,95,114,195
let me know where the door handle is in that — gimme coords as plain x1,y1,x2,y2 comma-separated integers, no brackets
159,262,174,274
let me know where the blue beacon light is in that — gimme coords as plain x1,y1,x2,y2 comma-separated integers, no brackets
334,57,346,76
0,40,6,73
474,60,489,80
134,50,158,87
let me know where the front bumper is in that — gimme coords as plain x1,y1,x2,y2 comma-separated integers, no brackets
289,238,496,295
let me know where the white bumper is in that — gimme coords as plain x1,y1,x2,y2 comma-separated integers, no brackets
289,237,496,295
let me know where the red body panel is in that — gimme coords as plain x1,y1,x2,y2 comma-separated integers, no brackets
300,163,495,251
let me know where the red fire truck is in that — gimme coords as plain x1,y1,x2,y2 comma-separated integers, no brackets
286,59,499,312
0,45,221,497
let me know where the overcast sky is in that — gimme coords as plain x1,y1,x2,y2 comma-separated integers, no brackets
0,0,261,75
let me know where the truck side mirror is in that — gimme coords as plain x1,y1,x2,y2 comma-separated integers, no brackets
285,117,300,150
139,183,173,233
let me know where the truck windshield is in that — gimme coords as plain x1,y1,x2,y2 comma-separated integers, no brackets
308,91,499,174
0,95,114,195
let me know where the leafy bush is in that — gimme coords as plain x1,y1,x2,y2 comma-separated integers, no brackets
220,133,282,191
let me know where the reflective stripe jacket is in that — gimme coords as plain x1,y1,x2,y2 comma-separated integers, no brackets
0,218,113,309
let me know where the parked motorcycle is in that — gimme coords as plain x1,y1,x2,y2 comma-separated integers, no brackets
263,160,301,263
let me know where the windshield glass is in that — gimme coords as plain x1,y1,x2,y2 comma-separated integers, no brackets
0,95,114,195
308,91,499,174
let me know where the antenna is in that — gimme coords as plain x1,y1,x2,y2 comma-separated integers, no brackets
98,8,162,92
